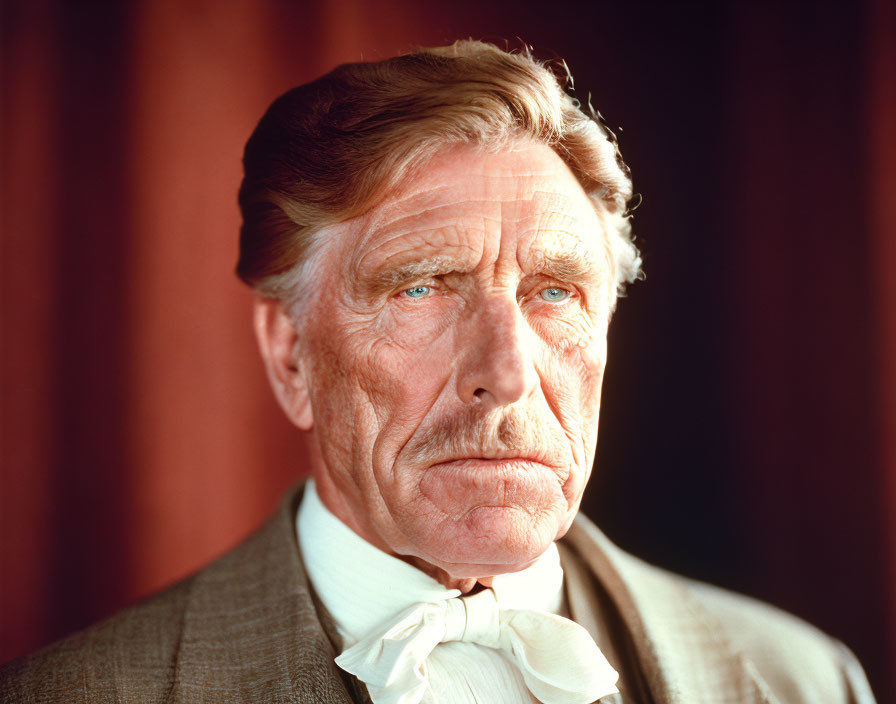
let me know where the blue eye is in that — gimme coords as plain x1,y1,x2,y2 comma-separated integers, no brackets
540,287,570,302
403,286,430,299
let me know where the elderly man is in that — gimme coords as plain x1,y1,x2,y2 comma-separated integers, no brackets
1,41,876,704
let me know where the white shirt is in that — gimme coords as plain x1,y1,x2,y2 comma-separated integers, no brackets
296,479,567,703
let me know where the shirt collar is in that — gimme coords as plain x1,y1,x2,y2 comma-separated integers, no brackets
297,479,565,647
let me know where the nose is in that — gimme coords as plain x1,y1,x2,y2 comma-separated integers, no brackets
455,292,540,410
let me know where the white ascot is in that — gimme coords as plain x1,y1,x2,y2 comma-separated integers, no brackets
336,587,619,704
297,480,619,704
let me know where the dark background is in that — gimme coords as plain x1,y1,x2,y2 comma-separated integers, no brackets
2,0,894,699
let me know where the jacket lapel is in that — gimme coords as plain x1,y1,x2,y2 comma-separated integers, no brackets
563,515,781,704
167,484,354,703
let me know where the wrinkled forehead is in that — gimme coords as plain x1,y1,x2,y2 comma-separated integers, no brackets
327,143,612,285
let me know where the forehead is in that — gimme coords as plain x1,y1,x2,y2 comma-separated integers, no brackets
328,143,608,281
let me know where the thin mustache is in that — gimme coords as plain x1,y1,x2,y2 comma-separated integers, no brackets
405,406,563,468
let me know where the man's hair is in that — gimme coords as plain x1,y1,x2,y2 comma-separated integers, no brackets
237,40,642,301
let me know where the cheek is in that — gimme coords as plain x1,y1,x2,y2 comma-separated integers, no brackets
574,335,606,427
304,332,372,469
541,321,606,414
379,296,460,348
308,306,457,459
364,319,455,415
356,302,460,412
537,328,606,495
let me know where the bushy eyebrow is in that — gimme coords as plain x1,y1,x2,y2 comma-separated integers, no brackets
362,256,467,294
530,249,603,284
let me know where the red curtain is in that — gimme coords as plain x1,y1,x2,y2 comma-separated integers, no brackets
2,0,894,698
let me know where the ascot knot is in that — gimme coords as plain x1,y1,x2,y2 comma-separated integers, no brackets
444,590,501,647
335,587,619,704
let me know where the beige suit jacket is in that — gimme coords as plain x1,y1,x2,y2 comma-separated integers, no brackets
0,484,876,703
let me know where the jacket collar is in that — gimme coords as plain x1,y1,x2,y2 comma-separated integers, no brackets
564,514,781,704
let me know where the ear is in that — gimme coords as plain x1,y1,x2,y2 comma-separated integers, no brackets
253,296,314,430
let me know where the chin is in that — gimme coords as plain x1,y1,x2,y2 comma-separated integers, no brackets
418,504,565,578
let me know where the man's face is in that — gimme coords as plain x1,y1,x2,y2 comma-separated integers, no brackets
292,142,614,579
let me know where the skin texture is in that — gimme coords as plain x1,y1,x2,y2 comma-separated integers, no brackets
255,142,615,591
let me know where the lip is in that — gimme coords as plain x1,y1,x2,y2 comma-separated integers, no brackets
420,457,560,509
430,448,549,464
430,457,549,469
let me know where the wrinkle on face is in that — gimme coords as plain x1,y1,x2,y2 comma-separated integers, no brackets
297,141,615,583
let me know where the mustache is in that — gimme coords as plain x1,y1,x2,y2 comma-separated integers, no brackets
405,404,567,467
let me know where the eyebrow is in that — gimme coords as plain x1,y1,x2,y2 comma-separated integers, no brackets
363,256,468,293
529,249,605,284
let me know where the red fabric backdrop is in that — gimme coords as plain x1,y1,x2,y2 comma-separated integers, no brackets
2,0,894,699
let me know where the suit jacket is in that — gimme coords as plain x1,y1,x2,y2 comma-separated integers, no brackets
1,484,876,703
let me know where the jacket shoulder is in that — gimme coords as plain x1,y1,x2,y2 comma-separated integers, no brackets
563,515,876,703
1,577,193,704
677,576,876,703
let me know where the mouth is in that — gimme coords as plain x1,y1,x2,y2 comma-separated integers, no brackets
419,457,563,516
429,449,553,469
431,457,548,470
